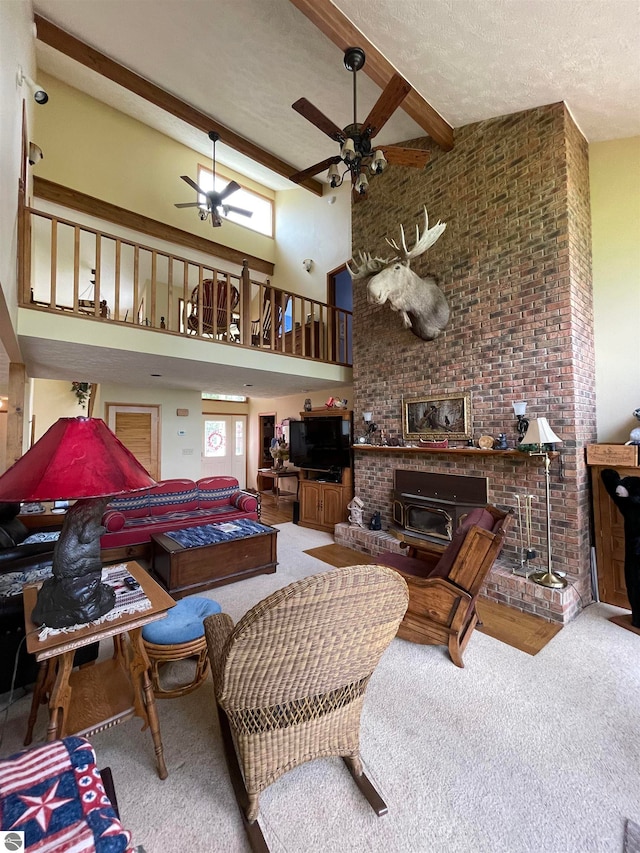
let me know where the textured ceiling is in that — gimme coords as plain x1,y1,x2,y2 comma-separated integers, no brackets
19,0,640,398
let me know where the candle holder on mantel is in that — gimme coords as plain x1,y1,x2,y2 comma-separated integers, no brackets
520,418,566,589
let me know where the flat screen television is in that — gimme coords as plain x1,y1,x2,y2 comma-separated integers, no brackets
289,417,352,472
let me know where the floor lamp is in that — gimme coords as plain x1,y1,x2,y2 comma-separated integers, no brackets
520,417,566,589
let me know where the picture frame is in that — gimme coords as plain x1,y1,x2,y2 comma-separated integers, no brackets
403,392,472,441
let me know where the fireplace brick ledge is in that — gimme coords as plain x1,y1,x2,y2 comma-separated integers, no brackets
334,523,581,625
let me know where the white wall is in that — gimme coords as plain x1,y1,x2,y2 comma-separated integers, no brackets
274,183,352,299
0,0,35,337
590,136,640,442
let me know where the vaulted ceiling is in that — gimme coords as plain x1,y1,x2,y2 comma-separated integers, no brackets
17,0,639,398
33,0,640,190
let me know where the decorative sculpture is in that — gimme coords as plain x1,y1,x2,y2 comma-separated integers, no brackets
347,496,365,528
348,206,449,341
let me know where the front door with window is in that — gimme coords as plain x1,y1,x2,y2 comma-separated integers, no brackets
201,415,247,487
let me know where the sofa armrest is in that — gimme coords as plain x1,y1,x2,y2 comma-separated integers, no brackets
0,544,55,570
232,491,259,513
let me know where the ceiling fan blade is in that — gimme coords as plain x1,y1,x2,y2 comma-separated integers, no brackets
218,180,241,202
174,202,202,209
292,98,344,143
378,146,431,168
180,175,208,195
224,205,253,217
362,74,412,139
289,156,342,184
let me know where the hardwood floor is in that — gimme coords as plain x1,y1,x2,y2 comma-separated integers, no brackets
258,494,294,527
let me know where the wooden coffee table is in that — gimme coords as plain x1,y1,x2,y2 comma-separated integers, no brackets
151,521,278,599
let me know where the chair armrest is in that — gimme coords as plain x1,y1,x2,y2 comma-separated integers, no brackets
405,576,472,628
204,612,235,691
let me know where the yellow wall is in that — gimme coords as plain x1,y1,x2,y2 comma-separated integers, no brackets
590,136,640,442
33,73,275,264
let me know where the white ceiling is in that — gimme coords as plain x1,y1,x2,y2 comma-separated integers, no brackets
20,0,640,397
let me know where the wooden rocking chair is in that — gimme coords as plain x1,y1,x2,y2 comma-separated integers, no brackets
379,505,513,667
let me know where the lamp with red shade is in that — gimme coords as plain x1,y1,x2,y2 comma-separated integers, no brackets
0,417,156,628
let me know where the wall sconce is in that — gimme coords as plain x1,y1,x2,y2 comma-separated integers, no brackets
512,401,528,443
520,417,565,589
302,259,313,273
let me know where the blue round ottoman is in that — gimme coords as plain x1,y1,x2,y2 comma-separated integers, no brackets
142,596,222,698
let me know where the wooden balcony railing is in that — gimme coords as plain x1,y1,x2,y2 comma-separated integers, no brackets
21,207,353,366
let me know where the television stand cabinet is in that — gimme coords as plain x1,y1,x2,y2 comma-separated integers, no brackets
297,409,354,533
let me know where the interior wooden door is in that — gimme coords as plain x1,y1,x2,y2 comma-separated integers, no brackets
106,404,160,480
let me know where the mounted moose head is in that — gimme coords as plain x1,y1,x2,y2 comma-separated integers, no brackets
348,207,450,341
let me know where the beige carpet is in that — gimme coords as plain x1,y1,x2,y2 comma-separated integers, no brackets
1,523,638,853
304,543,561,655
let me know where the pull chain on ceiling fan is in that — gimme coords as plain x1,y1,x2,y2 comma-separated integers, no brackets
174,131,253,227
289,47,431,197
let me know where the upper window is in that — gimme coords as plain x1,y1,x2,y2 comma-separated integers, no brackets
197,166,274,237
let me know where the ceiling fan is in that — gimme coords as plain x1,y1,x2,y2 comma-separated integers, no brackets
289,47,431,197
175,131,252,227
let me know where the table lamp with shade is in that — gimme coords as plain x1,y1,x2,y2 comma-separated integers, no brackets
0,417,156,628
519,417,566,589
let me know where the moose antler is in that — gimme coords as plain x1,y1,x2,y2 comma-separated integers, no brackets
347,251,389,281
384,206,446,263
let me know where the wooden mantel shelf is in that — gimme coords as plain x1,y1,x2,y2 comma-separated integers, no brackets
352,445,559,461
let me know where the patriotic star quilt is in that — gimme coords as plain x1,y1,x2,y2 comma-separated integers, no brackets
0,736,134,852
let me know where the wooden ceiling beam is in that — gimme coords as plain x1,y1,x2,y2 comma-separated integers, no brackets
288,0,454,151
33,15,324,197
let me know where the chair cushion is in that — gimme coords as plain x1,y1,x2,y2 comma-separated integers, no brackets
142,596,222,644
429,507,496,579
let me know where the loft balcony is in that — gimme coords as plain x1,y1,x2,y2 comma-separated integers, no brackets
21,206,352,362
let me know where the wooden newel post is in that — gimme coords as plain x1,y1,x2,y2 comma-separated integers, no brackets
240,260,252,345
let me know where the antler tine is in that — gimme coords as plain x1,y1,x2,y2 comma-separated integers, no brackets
404,204,447,261
400,223,409,258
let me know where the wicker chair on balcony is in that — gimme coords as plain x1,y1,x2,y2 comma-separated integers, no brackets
187,277,239,339
204,564,409,852
378,505,513,668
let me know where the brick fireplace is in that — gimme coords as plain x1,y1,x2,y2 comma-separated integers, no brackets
345,102,596,624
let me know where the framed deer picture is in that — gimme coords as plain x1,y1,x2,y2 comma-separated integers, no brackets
403,393,472,441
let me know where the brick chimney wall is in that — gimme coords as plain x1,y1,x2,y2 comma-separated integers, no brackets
349,103,596,622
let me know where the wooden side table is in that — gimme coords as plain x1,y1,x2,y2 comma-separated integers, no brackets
23,562,176,779
256,468,299,507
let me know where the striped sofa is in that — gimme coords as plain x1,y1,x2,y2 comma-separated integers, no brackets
100,477,259,562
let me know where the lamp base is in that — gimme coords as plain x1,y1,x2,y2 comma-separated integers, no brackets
529,570,568,589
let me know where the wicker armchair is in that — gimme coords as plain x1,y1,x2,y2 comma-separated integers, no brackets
204,564,408,851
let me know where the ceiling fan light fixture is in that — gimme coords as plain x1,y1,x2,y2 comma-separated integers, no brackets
327,163,341,187
341,138,356,162
355,172,369,195
371,149,387,174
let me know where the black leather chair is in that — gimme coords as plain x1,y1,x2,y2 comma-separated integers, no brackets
0,503,98,694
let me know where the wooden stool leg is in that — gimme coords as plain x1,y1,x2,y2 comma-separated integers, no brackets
24,659,52,745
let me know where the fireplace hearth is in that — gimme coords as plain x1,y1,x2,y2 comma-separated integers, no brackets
392,470,488,544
